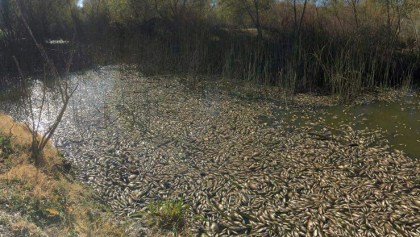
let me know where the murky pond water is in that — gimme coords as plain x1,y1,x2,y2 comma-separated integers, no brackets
0,66,419,236
265,94,420,158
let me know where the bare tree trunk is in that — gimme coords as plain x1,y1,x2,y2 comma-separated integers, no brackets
13,0,78,164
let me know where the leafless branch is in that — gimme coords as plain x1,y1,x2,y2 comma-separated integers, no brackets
13,0,79,162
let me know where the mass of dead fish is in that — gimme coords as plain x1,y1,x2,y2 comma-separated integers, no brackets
2,66,419,236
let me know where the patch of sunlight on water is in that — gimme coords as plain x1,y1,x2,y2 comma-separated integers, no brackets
0,71,116,138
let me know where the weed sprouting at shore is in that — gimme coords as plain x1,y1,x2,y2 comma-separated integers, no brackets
130,198,188,234
146,199,187,234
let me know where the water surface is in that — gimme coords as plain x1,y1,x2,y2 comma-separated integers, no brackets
0,67,419,158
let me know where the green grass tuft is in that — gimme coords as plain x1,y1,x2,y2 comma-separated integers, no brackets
145,198,187,233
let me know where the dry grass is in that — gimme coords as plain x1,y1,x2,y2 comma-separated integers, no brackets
0,113,33,147
0,113,130,236
0,113,62,169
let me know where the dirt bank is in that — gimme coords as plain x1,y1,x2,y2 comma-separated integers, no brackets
0,113,137,236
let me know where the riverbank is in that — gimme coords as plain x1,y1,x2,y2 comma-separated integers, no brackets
0,114,139,236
